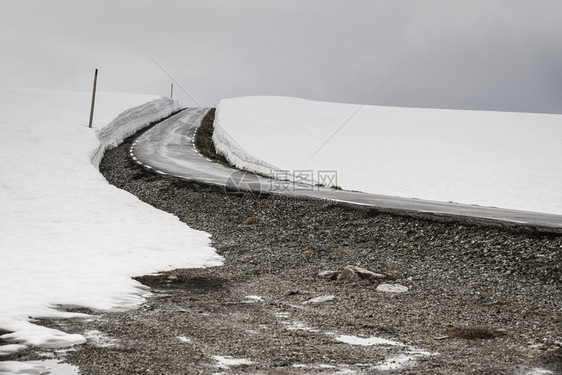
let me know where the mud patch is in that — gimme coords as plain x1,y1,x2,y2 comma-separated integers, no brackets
134,270,230,294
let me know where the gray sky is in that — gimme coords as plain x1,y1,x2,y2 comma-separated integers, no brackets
1,0,561,113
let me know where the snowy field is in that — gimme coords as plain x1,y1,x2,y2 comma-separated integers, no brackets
214,96,562,215
0,88,222,372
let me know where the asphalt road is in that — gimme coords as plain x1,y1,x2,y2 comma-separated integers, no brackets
131,108,562,231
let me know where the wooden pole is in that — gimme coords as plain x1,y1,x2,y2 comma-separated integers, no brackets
170,82,174,99
88,69,98,128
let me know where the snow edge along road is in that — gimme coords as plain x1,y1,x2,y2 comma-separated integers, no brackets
212,101,562,232
131,108,562,233
92,98,182,168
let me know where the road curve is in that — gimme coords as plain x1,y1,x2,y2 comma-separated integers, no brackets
131,108,562,231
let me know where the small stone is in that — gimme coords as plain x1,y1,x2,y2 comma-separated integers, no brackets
337,266,360,282
376,284,409,293
318,270,339,280
337,265,386,282
244,216,259,225
303,295,335,304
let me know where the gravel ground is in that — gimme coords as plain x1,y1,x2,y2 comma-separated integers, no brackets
4,113,561,374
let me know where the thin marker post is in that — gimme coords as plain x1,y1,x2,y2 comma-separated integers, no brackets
88,68,98,128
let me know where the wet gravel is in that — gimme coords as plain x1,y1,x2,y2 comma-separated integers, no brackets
5,117,561,374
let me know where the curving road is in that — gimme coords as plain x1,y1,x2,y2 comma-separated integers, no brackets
131,108,562,231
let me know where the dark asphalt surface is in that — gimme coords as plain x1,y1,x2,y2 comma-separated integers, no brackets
131,108,562,231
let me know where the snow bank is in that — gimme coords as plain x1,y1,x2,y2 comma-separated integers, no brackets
0,88,222,359
213,105,279,176
214,96,562,215
92,97,182,167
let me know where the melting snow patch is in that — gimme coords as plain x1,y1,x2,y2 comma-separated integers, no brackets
374,354,415,371
0,344,27,356
243,295,263,303
521,369,554,375
0,359,79,375
0,324,86,349
292,364,357,374
374,349,435,371
333,370,357,375
82,330,117,348
333,334,434,371
212,355,255,369
334,334,404,347
281,321,319,332
376,284,409,293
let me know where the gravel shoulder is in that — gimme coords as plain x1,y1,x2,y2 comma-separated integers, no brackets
4,112,561,374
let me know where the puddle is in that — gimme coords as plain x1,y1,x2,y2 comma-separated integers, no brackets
0,359,79,375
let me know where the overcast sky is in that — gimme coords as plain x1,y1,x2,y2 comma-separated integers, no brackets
1,0,561,113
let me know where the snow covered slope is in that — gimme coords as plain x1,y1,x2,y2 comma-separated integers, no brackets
214,96,562,215
0,88,222,358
